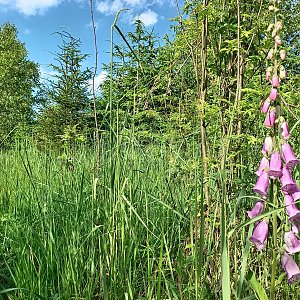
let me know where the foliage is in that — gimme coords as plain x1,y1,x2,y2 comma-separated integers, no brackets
36,33,92,149
0,22,39,147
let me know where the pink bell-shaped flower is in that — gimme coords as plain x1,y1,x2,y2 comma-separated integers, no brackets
281,121,291,140
281,167,298,194
266,71,271,81
268,151,282,178
284,195,300,230
267,49,274,60
261,136,273,155
247,201,264,219
284,231,300,254
292,190,300,202
250,220,268,250
264,109,276,128
253,171,269,198
269,88,278,101
261,99,270,114
272,76,280,87
255,156,269,176
282,143,299,169
275,35,282,45
282,252,300,284
280,49,286,60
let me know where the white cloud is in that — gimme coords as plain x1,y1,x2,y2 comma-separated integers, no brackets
0,0,86,15
0,0,61,15
89,71,108,91
136,9,158,26
96,0,123,15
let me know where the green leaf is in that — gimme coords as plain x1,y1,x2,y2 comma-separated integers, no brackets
246,271,268,300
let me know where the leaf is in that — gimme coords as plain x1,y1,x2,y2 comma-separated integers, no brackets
246,271,268,300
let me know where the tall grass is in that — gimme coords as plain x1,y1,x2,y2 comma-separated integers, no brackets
0,137,300,299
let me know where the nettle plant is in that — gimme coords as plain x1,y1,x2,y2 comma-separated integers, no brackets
248,0,300,289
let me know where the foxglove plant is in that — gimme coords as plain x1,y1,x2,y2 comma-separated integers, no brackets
249,0,300,293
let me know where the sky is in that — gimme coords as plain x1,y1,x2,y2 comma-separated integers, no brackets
0,0,184,87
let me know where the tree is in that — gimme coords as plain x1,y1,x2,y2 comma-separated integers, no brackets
37,33,92,148
0,22,39,146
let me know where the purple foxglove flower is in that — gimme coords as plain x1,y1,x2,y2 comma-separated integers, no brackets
275,35,282,45
247,201,264,219
250,220,268,250
261,136,273,155
269,88,278,101
267,49,274,60
280,66,286,79
281,122,291,140
282,252,300,284
253,171,269,198
261,99,270,114
255,156,269,176
293,191,300,202
281,167,298,195
272,76,280,87
282,143,299,169
266,71,271,81
284,195,300,230
285,231,300,254
264,109,276,128
280,49,286,60
293,225,300,234
268,151,282,178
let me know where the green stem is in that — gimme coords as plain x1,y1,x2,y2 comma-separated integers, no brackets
270,180,277,299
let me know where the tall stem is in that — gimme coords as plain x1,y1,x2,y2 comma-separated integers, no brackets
270,179,277,299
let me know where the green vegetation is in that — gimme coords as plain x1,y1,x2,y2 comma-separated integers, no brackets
1,0,300,299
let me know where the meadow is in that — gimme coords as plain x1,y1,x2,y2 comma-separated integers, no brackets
0,134,298,299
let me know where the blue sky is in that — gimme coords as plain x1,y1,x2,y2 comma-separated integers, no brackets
0,0,184,86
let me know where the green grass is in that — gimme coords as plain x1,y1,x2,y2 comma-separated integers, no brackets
0,138,299,299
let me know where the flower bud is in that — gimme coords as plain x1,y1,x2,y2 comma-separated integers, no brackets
280,66,286,79
267,49,274,60
275,21,283,31
272,76,280,87
269,88,278,101
275,35,282,45
280,49,286,60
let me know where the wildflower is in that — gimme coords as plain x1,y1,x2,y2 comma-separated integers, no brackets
275,21,283,31
280,66,286,79
282,143,299,169
281,121,291,140
284,195,300,229
264,109,276,128
247,201,264,219
280,49,286,60
250,219,269,250
282,252,300,284
268,151,282,178
253,171,269,198
284,231,300,254
272,76,280,87
255,156,269,176
261,99,270,113
275,35,282,45
281,167,298,195
262,136,273,155
269,88,278,101
267,49,274,60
